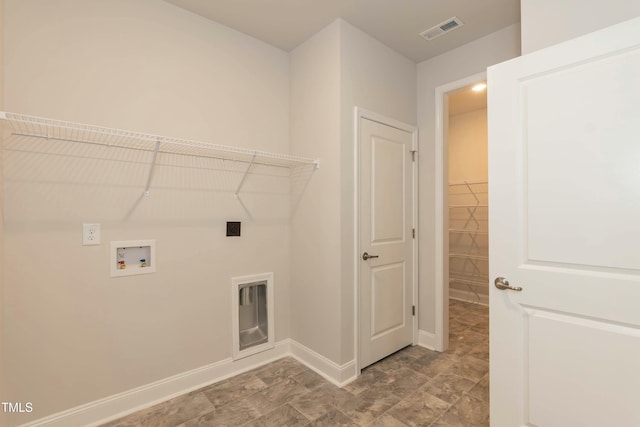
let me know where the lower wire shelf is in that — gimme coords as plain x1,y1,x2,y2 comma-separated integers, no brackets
449,252,489,261
449,276,489,286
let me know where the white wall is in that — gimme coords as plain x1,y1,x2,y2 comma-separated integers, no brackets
290,21,343,364
521,0,640,54
0,1,5,425
290,19,416,368
417,24,520,334
448,109,488,183
4,0,292,424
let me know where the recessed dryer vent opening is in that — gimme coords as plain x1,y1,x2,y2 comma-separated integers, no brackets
231,273,274,360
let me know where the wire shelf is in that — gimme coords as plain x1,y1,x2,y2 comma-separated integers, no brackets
449,275,489,287
449,252,489,261
448,179,490,303
0,111,319,169
0,111,320,198
449,229,488,235
448,180,488,186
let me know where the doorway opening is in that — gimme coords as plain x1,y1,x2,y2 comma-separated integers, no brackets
434,71,488,352
445,81,490,374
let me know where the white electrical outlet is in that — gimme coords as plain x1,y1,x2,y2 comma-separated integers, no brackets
83,223,101,245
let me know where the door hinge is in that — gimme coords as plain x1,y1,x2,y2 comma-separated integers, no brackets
412,305,415,316
412,228,415,238
411,150,416,162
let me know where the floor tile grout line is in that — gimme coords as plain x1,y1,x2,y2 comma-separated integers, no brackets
425,386,470,427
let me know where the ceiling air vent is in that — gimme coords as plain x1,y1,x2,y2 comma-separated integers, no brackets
420,16,464,41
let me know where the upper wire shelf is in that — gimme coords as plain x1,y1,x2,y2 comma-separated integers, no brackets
0,111,319,197
449,204,488,208
0,112,319,169
448,180,488,187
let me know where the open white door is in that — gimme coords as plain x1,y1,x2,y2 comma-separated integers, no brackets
359,116,415,369
489,17,640,426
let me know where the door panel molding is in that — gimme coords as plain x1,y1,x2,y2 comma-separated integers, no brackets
524,305,640,426
371,261,407,338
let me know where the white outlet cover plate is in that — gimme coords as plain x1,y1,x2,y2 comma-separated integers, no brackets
83,223,101,245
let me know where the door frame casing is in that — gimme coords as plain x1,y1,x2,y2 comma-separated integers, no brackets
434,71,487,351
354,107,418,374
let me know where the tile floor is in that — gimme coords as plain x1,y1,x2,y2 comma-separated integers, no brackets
102,299,488,426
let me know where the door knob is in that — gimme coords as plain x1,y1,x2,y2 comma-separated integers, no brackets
494,277,523,291
362,252,379,261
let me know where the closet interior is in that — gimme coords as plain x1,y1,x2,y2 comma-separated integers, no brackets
447,82,489,305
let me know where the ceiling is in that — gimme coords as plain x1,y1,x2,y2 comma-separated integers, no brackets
449,82,487,115
164,0,520,63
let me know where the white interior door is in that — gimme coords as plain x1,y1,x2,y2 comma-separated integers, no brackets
359,116,414,369
489,17,640,427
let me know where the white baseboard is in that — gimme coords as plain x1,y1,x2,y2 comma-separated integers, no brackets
449,288,489,305
418,329,437,350
20,339,357,427
288,339,357,387
22,341,291,427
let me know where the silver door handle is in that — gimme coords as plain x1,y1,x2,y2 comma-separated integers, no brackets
494,277,523,291
362,252,379,261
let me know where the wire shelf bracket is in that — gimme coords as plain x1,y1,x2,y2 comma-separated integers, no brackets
143,138,161,197
234,153,257,200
